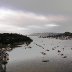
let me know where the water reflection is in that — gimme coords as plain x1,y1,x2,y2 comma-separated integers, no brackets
0,48,9,72
0,41,32,72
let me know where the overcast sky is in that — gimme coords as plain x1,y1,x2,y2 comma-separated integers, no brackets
0,0,72,34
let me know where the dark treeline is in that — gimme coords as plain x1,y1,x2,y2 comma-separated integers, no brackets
0,33,33,45
40,32,72,40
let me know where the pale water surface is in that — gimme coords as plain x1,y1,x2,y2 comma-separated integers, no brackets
6,36,72,72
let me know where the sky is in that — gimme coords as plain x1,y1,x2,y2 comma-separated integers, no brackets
0,0,72,34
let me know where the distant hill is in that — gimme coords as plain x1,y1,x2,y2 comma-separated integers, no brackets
29,32,62,37
29,32,72,40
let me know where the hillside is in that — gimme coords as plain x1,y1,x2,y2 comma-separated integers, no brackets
29,32,61,37
39,32,72,40
29,32,72,40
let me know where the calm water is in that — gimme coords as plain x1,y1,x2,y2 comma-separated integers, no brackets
1,36,72,72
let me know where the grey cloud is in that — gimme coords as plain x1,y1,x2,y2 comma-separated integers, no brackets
0,0,71,34
0,0,72,15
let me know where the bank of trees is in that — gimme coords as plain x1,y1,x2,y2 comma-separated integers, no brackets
0,33,33,44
